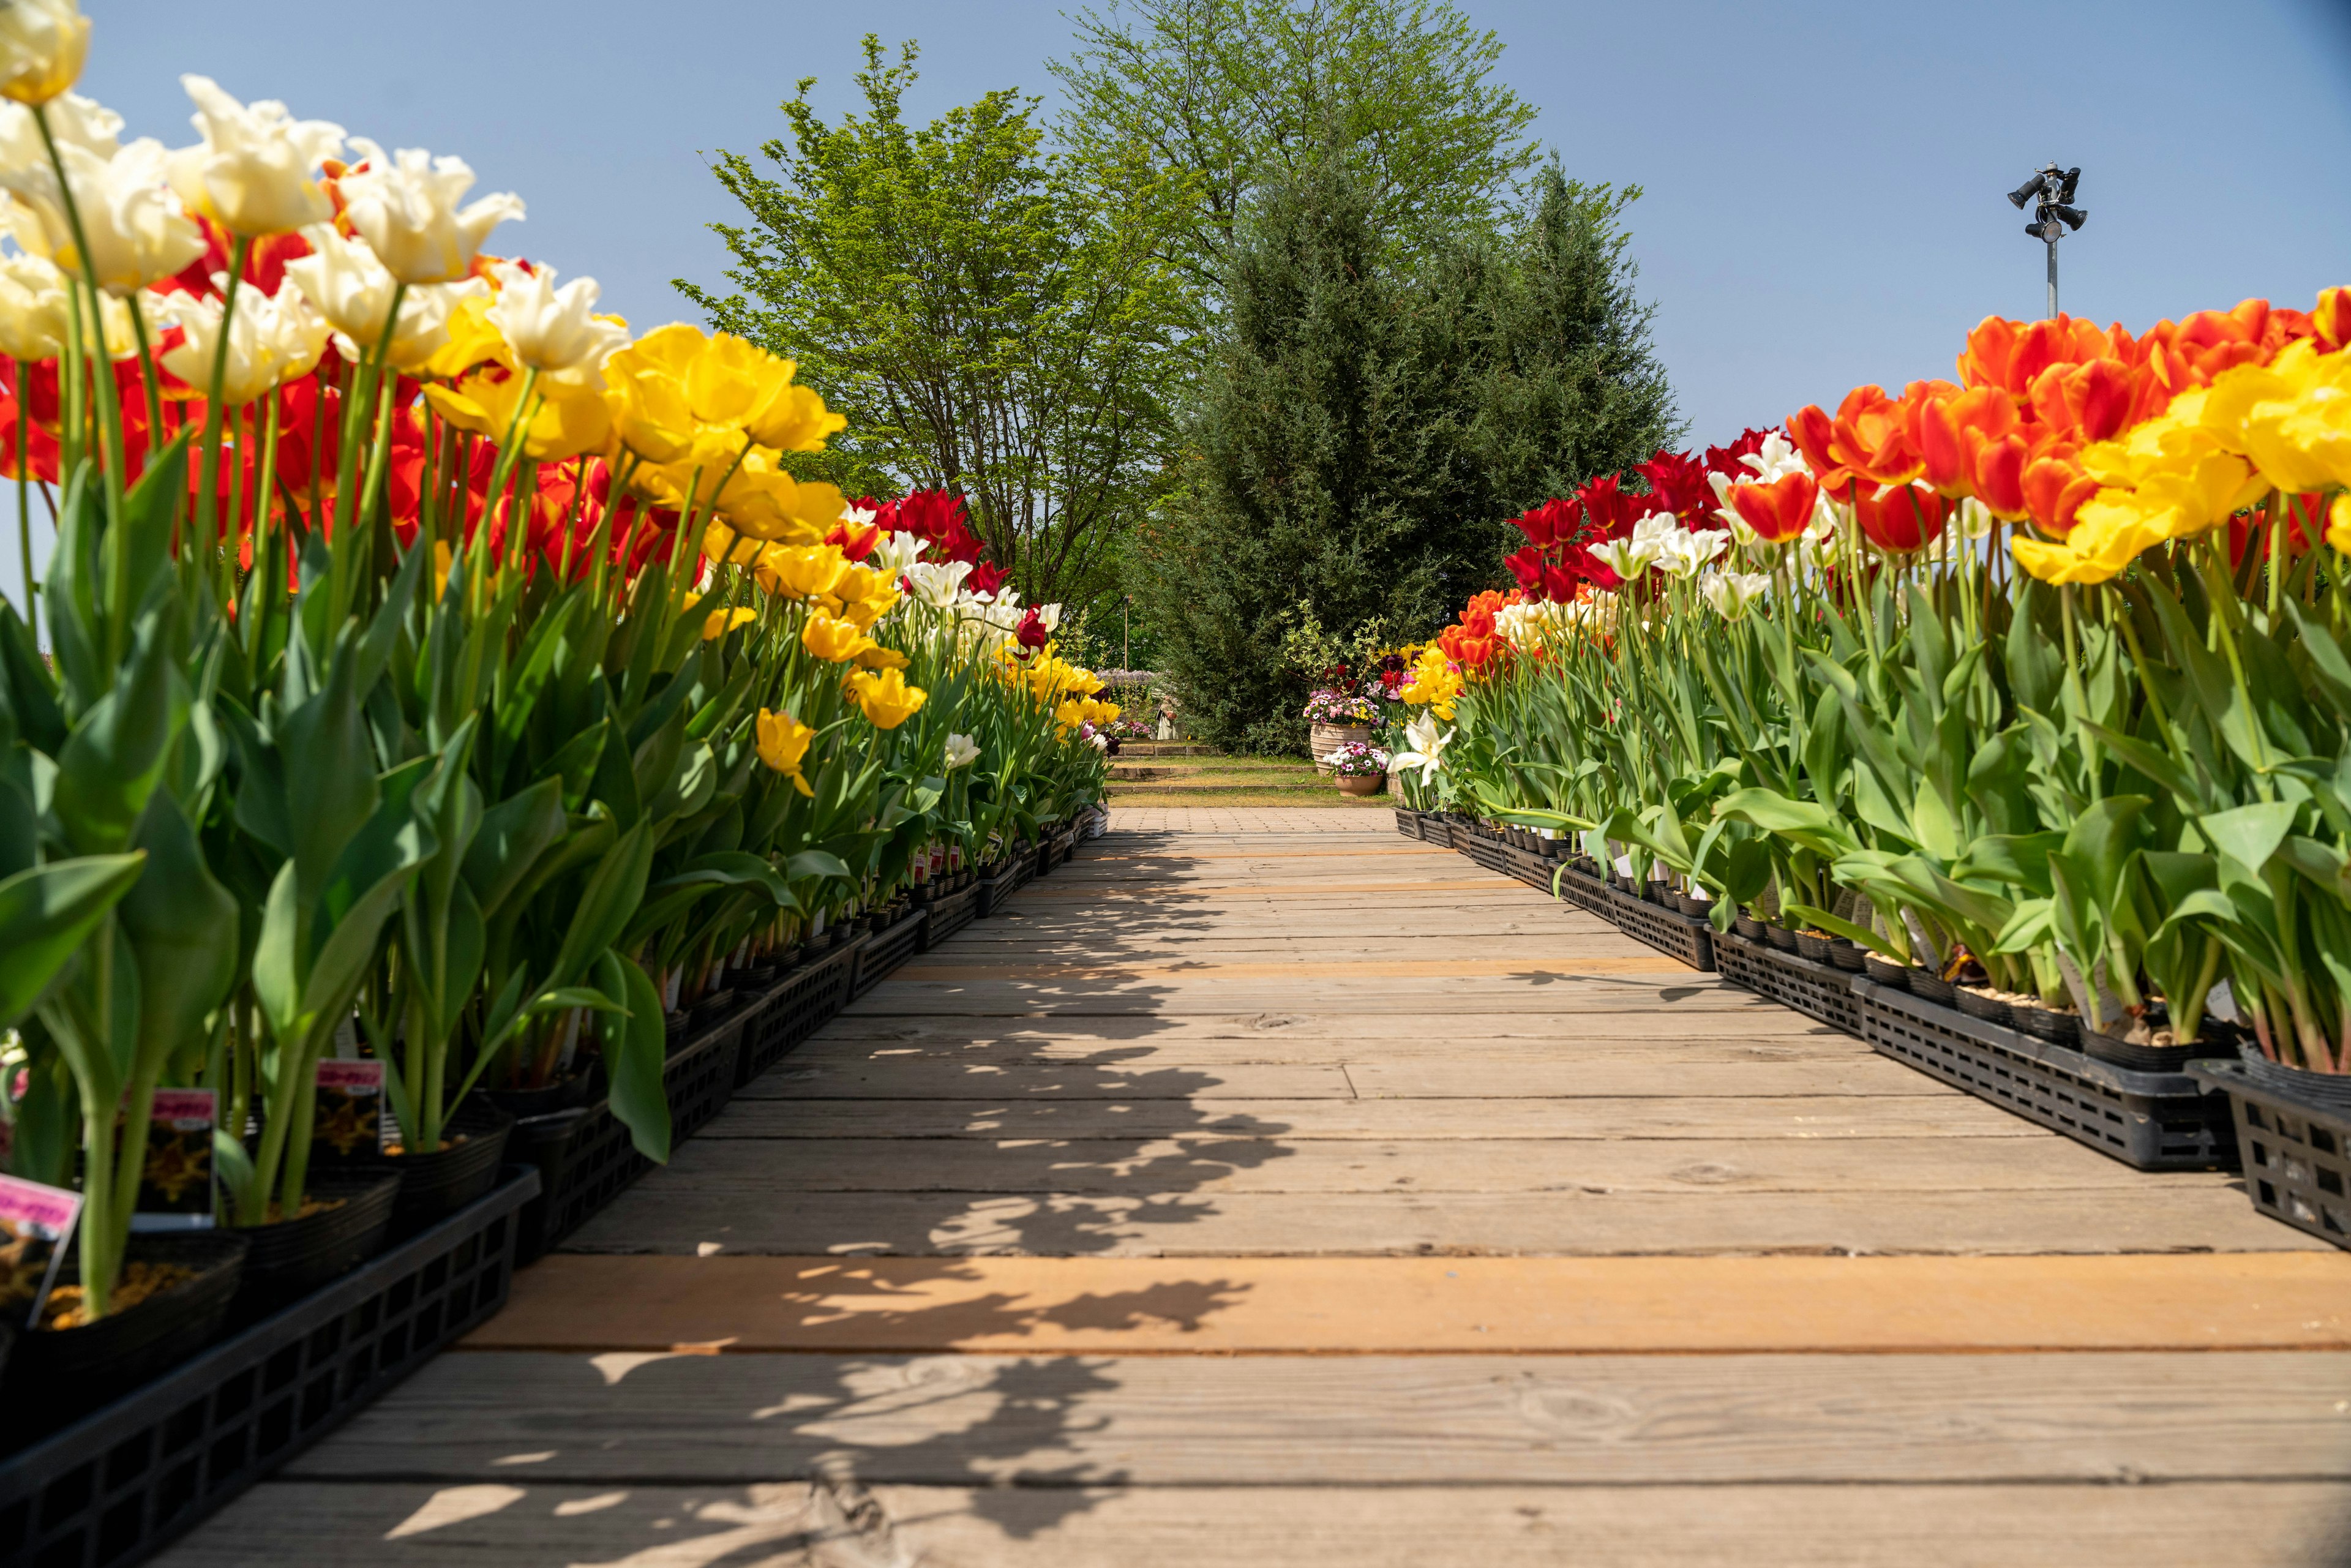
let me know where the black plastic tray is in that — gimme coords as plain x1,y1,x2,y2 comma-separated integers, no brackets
1454,830,1512,875
1602,883,1717,972
1715,930,1865,1037
1393,808,1421,840
508,1019,741,1263
2188,1061,2348,1244
850,910,927,999
1859,980,2232,1171
977,846,1033,917
1418,815,1453,849
0,1168,534,1568
735,940,861,1087
921,882,981,951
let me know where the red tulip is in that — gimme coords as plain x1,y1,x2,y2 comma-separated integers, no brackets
1852,482,1949,553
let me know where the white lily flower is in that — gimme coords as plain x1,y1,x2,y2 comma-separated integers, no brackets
165,77,342,239
944,733,980,770
1390,710,1450,782
1698,569,1771,620
337,137,523,286
0,136,204,296
486,260,626,373
159,277,328,404
903,559,973,608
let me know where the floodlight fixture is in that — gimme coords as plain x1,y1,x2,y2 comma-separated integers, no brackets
2008,162,2086,318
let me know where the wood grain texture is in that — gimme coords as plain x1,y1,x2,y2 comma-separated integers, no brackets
155,1479,2351,1567
284,1349,2351,1486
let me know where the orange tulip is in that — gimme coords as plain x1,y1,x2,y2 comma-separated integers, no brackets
1787,384,1924,495
2313,287,2351,355
1727,470,1819,542
1971,429,2031,520
2020,450,2098,537
1853,482,1949,553
1907,385,2015,495
1956,314,2118,400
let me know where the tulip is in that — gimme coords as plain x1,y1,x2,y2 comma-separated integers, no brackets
853,643,909,670
801,611,870,663
716,451,845,544
337,137,523,286
158,278,327,406
1,137,204,295
165,77,342,239
0,250,69,360
0,90,115,157
754,707,816,796
1698,569,1770,619
904,558,972,608
2328,493,2351,556
944,732,980,770
1853,481,1948,553
486,260,626,375
845,665,927,729
756,542,850,601
1725,470,1818,543
2018,454,2097,537
746,378,845,452
0,0,88,107
423,359,610,461
702,607,756,640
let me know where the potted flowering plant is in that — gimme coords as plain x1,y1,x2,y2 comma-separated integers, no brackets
1324,741,1390,796
1302,687,1382,774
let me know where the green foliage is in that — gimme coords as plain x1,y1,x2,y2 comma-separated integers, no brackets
1052,0,1542,299
1147,157,1674,754
678,36,1188,613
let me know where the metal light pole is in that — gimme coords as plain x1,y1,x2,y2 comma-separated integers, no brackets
1122,594,1131,670
2008,164,2085,319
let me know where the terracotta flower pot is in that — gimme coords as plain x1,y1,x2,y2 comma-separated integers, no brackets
1335,773,1384,797
1309,722,1374,776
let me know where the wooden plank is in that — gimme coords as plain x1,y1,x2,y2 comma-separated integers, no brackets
558,1184,2293,1258
159,1478,2351,1567
590,1133,2180,1196
704,1095,2047,1139
790,1033,1862,1067
734,1058,1926,1100
282,1349,2351,1485
842,983,1785,1018
470,1253,2351,1354
797,1010,1848,1051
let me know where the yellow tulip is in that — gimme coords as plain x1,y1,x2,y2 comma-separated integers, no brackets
703,607,757,640
853,643,909,671
703,520,763,569
683,332,792,429
2330,493,2351,557
801,612,871,663
746,380,847,452
423,293,508,381
756,543,850,601
422,365,612,461
0,0,89,108
845,666,927,730
602,323,702,463
755,707,816,797
720,451,846,544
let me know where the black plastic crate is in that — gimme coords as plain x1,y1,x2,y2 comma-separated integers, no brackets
1417,815,1452,849
1455,830,1511,874
0,1168,534,1568
1499,840,1555,893
977,847,1033,917
2189,1062,2350,1245
509,1021,740,1263
735,939,862,1087
1548,863,1617,920
1602,885,1717,972
1859,980,2232,1171
921,883,981,951
850,910,928,999
1715,931,1865,1036
1393,808,1420,840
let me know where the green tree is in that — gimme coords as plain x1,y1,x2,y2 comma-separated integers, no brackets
1147,160,1677,754
1051,0,1542,300
678,37,1187,611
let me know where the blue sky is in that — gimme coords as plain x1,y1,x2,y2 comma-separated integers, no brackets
6,0,2347,610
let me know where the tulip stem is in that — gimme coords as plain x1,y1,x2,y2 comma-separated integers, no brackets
125,290,165,469
13,358,32,644
198,236,254,613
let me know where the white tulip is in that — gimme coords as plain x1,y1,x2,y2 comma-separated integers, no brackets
165,77,342,238
869,529,926,574
1738,430,1809,484
0,90,116,162
0,0,88,108
0,137,204,296
0,249,69,360
336,137,523,286
484,260,624,373
1698,569,1771,620
1651,527,1725,579
903,558,973,607
944,732,980,770
1594,535,1658,581
283,223,395,345
159,279,329,404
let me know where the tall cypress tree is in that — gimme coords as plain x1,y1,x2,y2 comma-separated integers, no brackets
1148,159,1676,754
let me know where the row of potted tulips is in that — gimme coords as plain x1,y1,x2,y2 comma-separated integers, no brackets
1390,285,2351,1108
0,0,1114,1445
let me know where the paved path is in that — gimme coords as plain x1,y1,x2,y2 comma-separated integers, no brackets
162,817,2351,1566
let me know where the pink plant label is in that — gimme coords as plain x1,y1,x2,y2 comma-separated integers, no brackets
313,1059,385,1163
135,1089,217,1227
0,1173,83,1329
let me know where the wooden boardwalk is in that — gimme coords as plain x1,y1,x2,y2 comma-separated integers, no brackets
163,817,2351,1566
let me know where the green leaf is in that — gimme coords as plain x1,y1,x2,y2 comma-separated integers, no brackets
2200,801,2298,875
0,854,146,1027
601,949,671,1165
